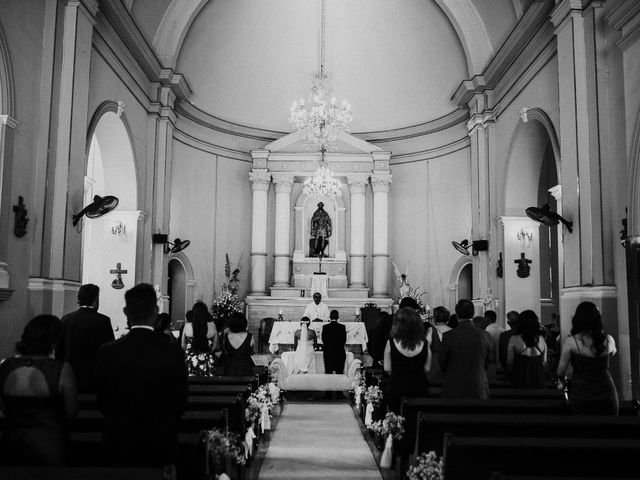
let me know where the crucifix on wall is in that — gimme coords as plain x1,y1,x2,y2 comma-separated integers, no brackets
110,262,128,289
514,253,532,278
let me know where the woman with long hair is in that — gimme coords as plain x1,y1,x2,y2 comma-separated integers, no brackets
384,307,430,414
0,315,78,465
181,301,218,377
507,310,547,388
557,302,619,414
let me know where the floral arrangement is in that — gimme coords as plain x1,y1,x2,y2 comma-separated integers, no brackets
245,385,273,424
371,412,405,441
408,287,430,317
364,385,383,407
406,451,443,480
211,290,242,323
353,370,366,405
202,428,246,468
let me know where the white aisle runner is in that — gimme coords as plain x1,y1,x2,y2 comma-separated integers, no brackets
258,402,382,480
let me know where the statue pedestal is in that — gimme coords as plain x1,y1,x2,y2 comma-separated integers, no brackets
292,258,348,288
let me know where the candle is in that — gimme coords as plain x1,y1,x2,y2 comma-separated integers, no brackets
355,307,360,315
278,309,283,315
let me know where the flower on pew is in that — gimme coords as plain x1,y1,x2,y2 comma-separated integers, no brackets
353,370,365,405
245,385,273,424
371,412,405,441
202,428,246,469
364,385,383,407
406,451,443,480
268,362,280,383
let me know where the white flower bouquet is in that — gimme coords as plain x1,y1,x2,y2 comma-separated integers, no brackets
406,451,443,480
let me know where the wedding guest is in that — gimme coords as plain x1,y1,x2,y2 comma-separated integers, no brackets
182,301,218,377
96,283,188,467
384,307,430,414
499,310,520,371
557,302,619,415
447,313,459,329
440,299,493,399
55,284,114,393
322,310,347,374
370,311,393,368
484,310,504,356
433,306,451,336
507,310,547,388
155,312,177,343
473,315,488,330
0,315,78,466
222,312,254,376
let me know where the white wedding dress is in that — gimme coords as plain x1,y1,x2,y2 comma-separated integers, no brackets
292,323,317,374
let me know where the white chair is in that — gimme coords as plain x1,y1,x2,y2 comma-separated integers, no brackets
270,351,361,392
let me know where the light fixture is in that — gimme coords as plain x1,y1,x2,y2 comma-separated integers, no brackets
288,0,352,149
525,204,573,233
152,234,191,254
303,146,342,198
73,195,119,226
516,227,533,243
451,239,489,256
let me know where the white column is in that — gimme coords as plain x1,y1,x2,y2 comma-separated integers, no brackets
348,174,368,287
371,172,392,297
249,171,271,295
272,173,294,287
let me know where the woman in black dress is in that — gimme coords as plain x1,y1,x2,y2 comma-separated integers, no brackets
0,315,78,465
182,302,218,377
383,307,430,414
507,310,547,388
557,302,619,415
222,312,255,376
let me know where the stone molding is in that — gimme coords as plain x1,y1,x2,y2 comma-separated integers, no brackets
371,173,392,192
272,173,294,192
347,175,369,194
249,171,271,191
607,0,640,51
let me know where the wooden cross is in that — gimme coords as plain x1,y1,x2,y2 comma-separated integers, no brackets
110,262,128,289
514,252,532,278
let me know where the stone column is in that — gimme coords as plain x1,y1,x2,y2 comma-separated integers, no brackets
371,172,392,297
272,173,294,287
249,171,271,295
348,174,369,287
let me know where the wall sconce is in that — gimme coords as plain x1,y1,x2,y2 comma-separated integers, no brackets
516,227,533,243
111,220,126,237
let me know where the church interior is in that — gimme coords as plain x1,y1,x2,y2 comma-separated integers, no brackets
1,0,640,478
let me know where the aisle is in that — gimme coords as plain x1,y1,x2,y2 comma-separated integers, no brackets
258,402,383,480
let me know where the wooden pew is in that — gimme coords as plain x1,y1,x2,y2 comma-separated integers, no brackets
415,412,640,456
427,387,563,400
0,466,167,480
187,384,252,398
188,375,259,391
491,475,623,480
442,434,640,480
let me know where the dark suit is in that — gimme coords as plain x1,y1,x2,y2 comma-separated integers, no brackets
322,321,347,374
96,328,188,467
55,307,114,393
439,320,494,399
499,329,516,371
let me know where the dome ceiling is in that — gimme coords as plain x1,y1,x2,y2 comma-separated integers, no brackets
175,0,469,133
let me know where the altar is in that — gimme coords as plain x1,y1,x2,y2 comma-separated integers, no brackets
268,321,368,354
245,131,394,332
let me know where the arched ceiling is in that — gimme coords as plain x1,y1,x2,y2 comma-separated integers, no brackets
127,0,519,133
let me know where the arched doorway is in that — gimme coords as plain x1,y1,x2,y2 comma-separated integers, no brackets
82,108,139,335
458,263,472,302
449,256,473,309
502,111,561,325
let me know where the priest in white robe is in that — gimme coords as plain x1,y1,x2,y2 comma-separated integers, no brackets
303,292,330,322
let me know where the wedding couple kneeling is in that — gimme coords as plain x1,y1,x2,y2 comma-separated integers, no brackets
292,311,347,375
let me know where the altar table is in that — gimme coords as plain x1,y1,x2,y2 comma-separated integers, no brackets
268,321,368,354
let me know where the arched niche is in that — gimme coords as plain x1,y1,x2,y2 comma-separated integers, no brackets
168,250,196,323
502,109,561,323
82,106,141,335
448,255,472,310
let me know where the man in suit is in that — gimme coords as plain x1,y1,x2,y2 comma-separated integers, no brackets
499,310,520,373
55,284,114,393
96,283,188,467
322,310,347,374
439,299,494,399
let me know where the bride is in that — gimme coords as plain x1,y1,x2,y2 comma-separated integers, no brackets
292,317,318,374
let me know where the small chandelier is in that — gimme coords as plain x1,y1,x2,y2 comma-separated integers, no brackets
289,0,352,149
304,146,342,198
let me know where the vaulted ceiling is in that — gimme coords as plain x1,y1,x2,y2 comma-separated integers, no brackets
125,0,528,132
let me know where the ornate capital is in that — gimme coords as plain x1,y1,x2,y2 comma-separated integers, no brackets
371,173,392,192
272,173,294,193
249,171,271,191
347,175,369,195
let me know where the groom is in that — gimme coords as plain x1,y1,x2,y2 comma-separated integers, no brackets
322,310,347,374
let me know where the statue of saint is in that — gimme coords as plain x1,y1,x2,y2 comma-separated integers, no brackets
310,202,332,257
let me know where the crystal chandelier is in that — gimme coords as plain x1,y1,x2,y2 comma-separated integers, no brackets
304,146,342,197
289,0,352,149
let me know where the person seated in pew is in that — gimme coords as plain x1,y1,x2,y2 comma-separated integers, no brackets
221,312,255,377
0,315,78,466
384,307,430,413
557,301,619,415
507,310,547,388
96,283,188,468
